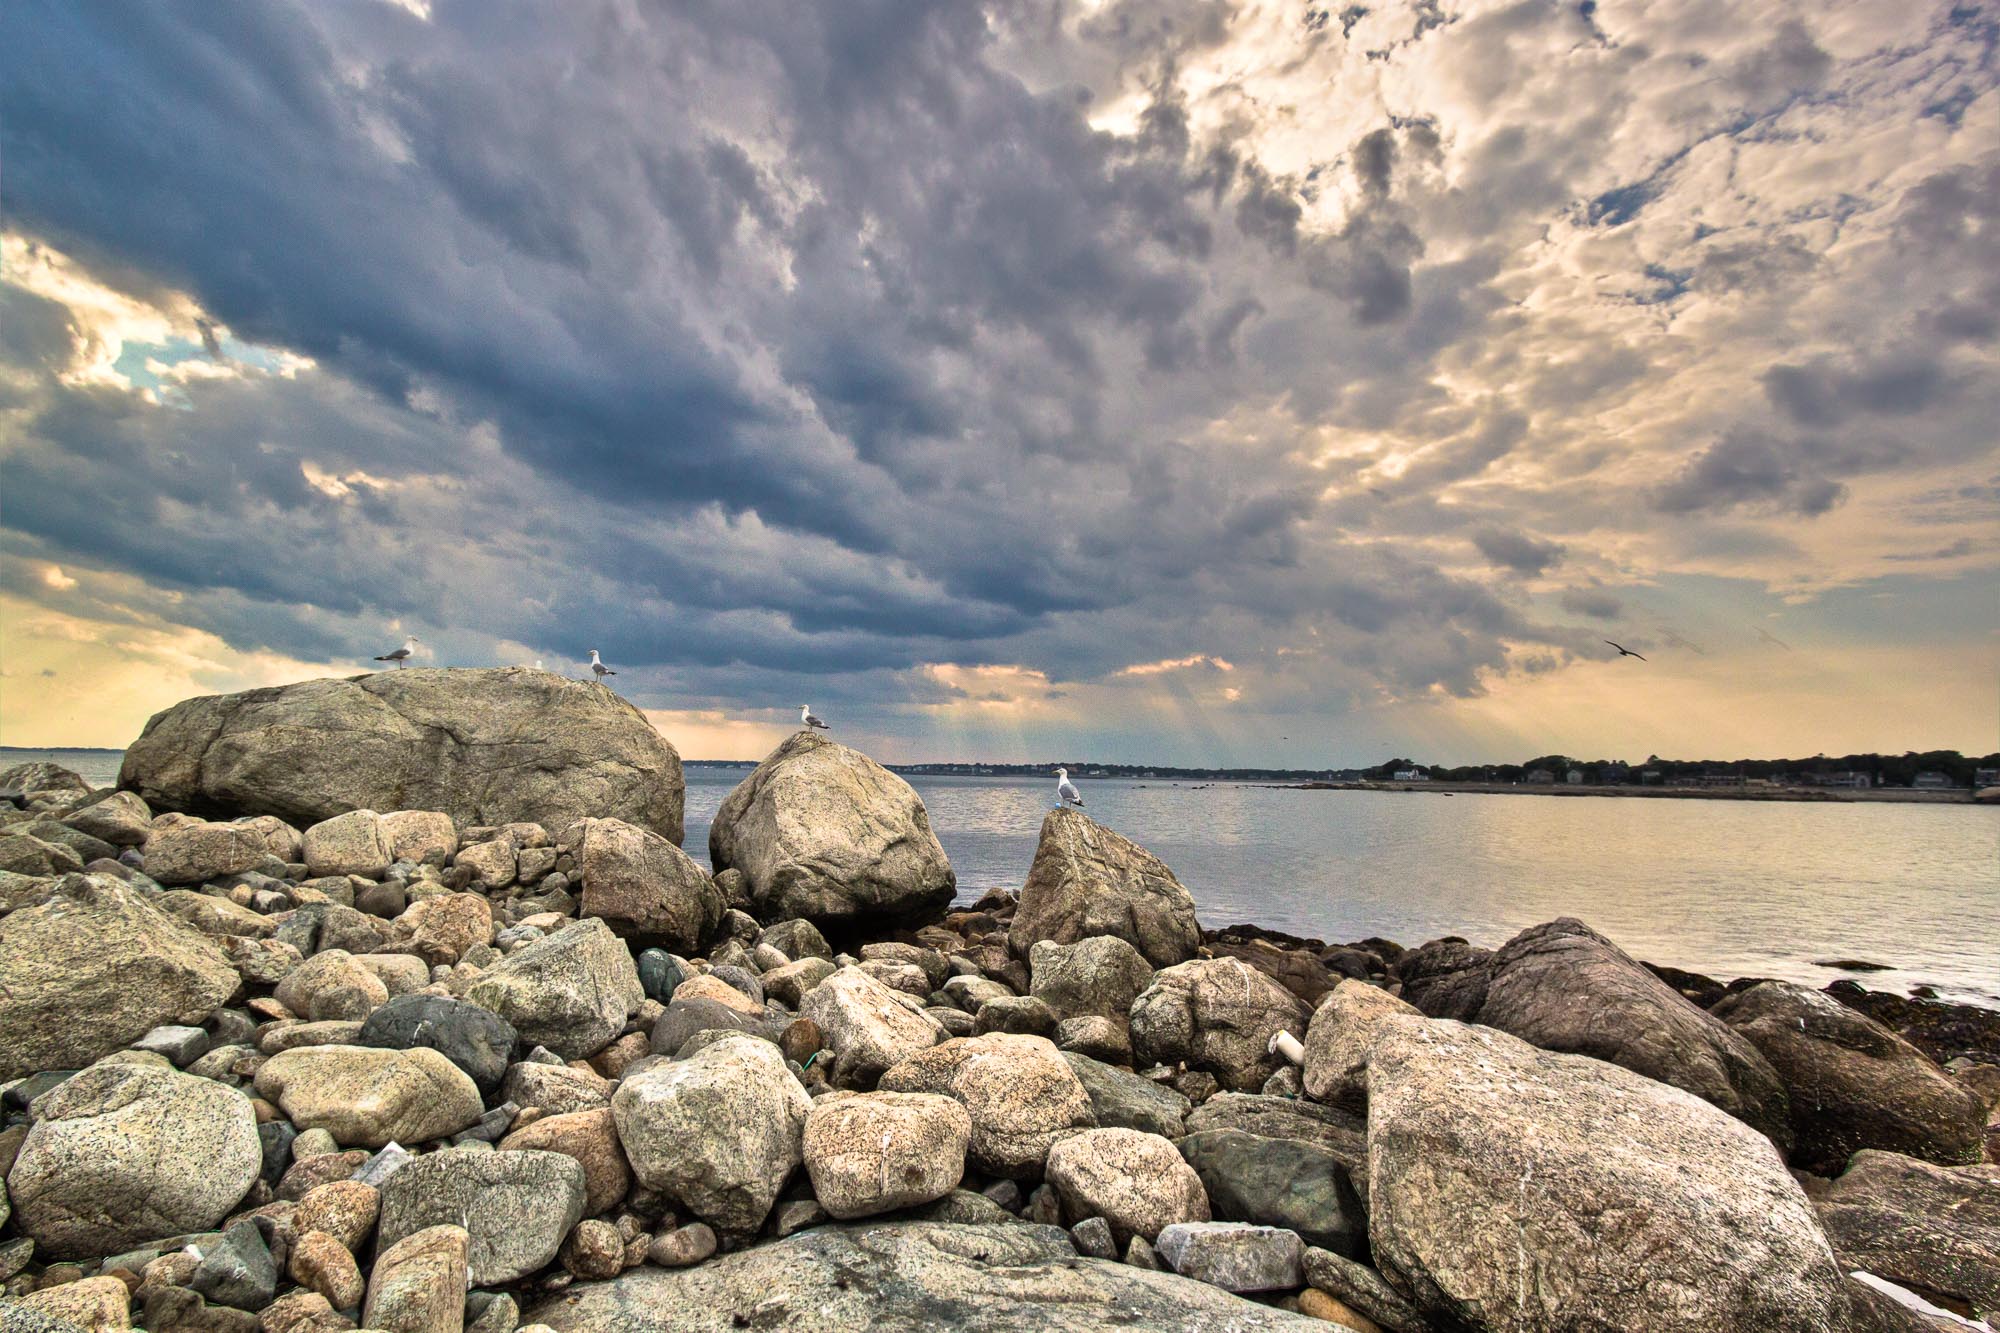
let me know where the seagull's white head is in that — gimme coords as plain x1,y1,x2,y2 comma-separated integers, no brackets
1055,767,1068,778
590,649,601,661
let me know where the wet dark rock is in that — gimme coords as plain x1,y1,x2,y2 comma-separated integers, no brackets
359,994,520,1096
1714,980,1985,1173
1813,1149,2000,1319
1177,1129,1365,1256
1403,918,1792,1150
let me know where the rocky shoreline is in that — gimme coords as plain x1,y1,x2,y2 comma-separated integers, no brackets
1,669,1996,1333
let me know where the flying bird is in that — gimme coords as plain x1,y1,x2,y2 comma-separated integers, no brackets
373,636,419,668
800,704,830,731
1604,640,1646,661
589,649,615,681
1054,767,1085,809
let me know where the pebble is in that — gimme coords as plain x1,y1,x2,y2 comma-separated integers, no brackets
560,1220,624,1280
646,1224,717,1268
1298,1288,1383,1330
1070,1216,1118,1259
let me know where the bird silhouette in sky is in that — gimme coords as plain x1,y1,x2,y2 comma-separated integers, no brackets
1605,640,1646,661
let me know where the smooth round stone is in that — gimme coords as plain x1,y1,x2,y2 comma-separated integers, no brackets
638,950,685,1003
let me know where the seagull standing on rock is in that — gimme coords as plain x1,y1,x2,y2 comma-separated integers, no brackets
1055,767,1085,809
373,636,419,669
589,649,616,682
800,704,830,731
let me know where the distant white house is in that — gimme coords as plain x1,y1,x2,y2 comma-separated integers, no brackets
1565,769,1585,785
1911,770,1959,789
1392,768,1430,781
1526,769,1556,784
1800,771,1872,789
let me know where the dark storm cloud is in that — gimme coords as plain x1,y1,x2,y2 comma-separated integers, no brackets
1471,526,1566,577
6,0,1994,748
1558,586,1623,620
1653,430,1847,518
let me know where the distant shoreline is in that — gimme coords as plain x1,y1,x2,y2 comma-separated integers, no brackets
1273,779,1985,805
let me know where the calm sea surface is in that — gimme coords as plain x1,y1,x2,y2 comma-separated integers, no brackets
11,749,1998,1006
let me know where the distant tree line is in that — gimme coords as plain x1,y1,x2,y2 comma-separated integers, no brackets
1364,750,2000,788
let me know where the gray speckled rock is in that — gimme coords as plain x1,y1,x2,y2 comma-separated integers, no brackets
799,966,946,1086
119,667,684,841
1300,979,1423,1111
1367,1018,1850,1331
7,1062,261,1259
0,874,239,1079
1008,809,1200,968
63,791,153,848
467,918,643,1060
708,732,954,930
1060,1052,1190,1138
1045,1128,1209,1244
1030,936,1155,1023
376,1147,587,1285
1155,1222,1305,1293
611,1033,810,1236
1714,980,1985,1174
1129,957,1312,1093
526,1221,1326,1331
1405,918,1793,1151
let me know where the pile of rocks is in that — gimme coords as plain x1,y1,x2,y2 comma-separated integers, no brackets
1,708,1997,1333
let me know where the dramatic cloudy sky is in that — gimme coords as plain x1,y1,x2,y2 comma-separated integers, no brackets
2,0,1995,764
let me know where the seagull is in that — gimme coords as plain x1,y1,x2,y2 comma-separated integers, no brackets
1604,640,1647,661
1054,767,1085,809
589,650,616,681
800,704,830,731
373,636,419,669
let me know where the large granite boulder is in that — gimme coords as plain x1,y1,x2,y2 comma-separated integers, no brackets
1300,979,1423,1111
1367,1018,1853,1331
879,1033,1096,1178
1008,809,1200,968
0,874,239,1078
119,667,685,841
63,791,153,847
7,1062,261,1259
707,732,954,929
142,817,268,885
1045,1128,1210,1244
1402,918,1792,1150
526,1220,1323,1331
799,965,947,1086
376,1147,587,1285
802,1091,973,1219
1713,980,1986,1174
1029,936,1154,1023
611,1034,810,1236
1129,957,1312,1093
466,918,644,1060
574,817,723,952
1813,1150,2000,1321
0,760,93,805
255,1045,484,1147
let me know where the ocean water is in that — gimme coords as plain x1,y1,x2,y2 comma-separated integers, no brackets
9,749,1997,1006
